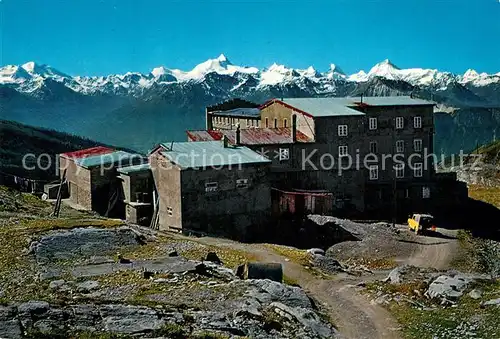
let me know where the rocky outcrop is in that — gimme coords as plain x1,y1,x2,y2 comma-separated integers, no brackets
425,274,472,300
0,278,337,339
29,226,145,263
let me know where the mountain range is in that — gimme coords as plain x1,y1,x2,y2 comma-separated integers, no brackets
1,55,499,154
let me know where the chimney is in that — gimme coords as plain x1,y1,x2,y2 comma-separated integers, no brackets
236,124,241,146
292,114,297,143
223,135,228,148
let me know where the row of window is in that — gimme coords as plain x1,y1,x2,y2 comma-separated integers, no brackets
215,116,422,133
369,163,423,180
204,179,249,192
368,116,423,130
339,139,423,157
369,139,423,154
337,116,423,137
264,117,289,128
213,116,260,128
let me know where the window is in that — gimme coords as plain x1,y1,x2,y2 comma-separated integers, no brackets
205,182,218,192
395,163,405,178
338,145,348,157
279,148,290,161
396,117,404,129
414,116,422,129
265,117,269,128
414,139,422,152
369,117,377,130
396,140,405,153
236,178,248,189
274,118,278,128
370,141,378,154
167,206,173,216
422,186,430,199
246,119,250,127
414,163,423,177
369,165,379,180
338,125,348,136
283,118,288,128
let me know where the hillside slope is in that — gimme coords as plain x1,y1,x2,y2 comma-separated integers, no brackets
0,119,106,180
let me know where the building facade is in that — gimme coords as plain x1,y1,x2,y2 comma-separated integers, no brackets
198,96,466,219
149,140,272,239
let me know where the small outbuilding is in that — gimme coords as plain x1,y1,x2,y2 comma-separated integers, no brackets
59,146,144,217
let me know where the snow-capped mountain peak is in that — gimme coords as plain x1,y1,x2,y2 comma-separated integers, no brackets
216,53,228,63
1,55,499,97
20,61,68,79
151,66,170,78
21,61,37,73
0,65,33,83
326,64,347,80
459,68,500,86
348,70,368,82
368,59,401,79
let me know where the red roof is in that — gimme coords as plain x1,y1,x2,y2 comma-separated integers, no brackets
187,128,312,145
61,146,114,159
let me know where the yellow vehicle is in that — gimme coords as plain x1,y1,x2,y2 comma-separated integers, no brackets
408,214,436,235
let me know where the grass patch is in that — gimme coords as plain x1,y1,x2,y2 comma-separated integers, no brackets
468,185,500,208
369,278,500,339
181,244,257,269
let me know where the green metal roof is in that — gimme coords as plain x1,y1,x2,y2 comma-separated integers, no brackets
75,151,143,168
117,163,150,175
159,141,271,169
281,98,365,117
281,96,434,117
344,96,435,106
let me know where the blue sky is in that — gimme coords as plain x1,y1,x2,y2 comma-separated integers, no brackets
1,0,499,76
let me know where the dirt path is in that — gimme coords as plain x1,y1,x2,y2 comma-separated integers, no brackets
405,228,458,269
191,236,401,339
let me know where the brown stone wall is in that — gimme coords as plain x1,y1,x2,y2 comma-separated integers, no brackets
180,164,271,239
149,151,182,231
60,156,92,210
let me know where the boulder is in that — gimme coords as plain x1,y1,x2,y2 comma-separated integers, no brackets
99,304,165,333
307,248,325,256
269,302,335,338
48,279,70,291
205,252,222,264
468,289,482,300
18,301,50,315
383,265,410,284
76,280,100,293
243,279,312,309
482,298,500,307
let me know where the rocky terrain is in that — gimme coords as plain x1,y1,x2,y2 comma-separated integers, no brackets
1,186,499,339
0,186,336,338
